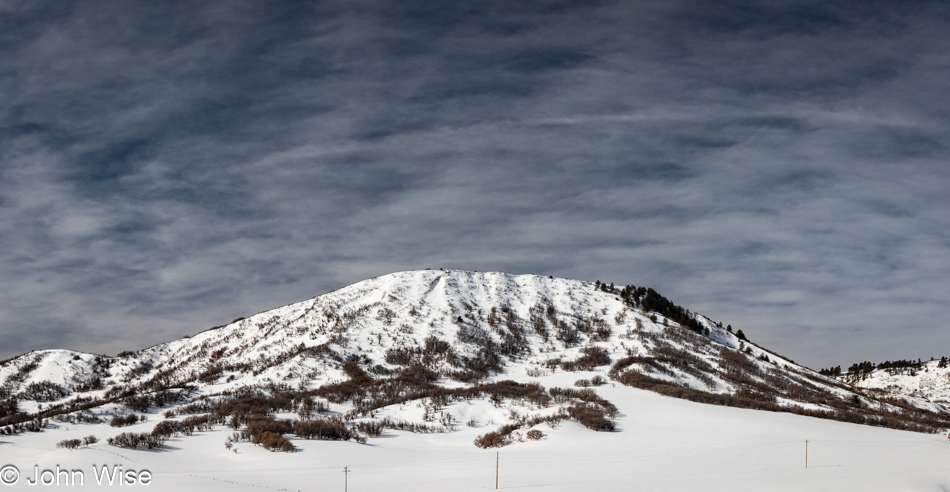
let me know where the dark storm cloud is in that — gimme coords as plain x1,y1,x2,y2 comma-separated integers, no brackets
0,0,949,368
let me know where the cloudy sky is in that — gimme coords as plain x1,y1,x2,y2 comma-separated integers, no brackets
1,0,948,369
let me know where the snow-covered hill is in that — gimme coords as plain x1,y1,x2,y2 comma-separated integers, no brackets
2,270,948,429
1,270,949,490
847,360,950,407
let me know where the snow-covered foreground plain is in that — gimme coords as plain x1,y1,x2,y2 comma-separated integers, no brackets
2,382,949,491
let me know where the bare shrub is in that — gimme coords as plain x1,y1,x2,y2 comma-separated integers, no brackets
719,349,760,379
57,438,82,450
0,398,18,420
567,403,615,431
561,347,611,371
379,418,445,434
356,420,384,437
526,429,543,440
198,365,224,383
256,431,294,452
245,415,293,440
151,420,179,438
397,364,439,384
108,432,166,450
474,431,507,448
592,325,612,342
293,419,352,440
555,321,580,347
297,396,329,419
110,414,146,428
525,367,547,377
20,381,69,402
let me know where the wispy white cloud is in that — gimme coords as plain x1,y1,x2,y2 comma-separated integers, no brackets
0,1,949,368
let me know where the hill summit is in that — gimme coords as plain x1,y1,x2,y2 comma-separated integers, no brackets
2,270,949,448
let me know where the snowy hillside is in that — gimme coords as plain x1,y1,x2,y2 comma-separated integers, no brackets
847,360,950,407
3,270,949,431
1,270,949,490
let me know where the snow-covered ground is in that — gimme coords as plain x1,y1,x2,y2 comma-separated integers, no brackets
2,383,949,491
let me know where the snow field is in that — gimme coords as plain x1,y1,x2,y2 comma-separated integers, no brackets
3,374,950,491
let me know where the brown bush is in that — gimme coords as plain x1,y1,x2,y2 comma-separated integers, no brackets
244,415,293,440
397,364,439,385
526,429,543,440
561,347,612,372
474,431,506,448
108,432,166,450
567,403,615,431
293,419,352,440
256,431,294,452
378,418,444,434
356,421,384,437
151,420,179,438
57,438,82,450
110,414,145,427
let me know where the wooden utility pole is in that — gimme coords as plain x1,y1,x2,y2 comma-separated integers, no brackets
805,440,809,469
496,451,499,489
344,466,350,492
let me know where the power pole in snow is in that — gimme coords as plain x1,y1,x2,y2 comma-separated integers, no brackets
805,440,809,468
496,451,499,489
344,466,350,492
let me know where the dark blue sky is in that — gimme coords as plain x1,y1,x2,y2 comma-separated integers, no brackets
1,0,949,368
